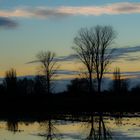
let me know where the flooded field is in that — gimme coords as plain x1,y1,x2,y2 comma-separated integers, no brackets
0,114,140,140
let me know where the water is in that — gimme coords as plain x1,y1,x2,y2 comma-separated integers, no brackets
0,116,140,140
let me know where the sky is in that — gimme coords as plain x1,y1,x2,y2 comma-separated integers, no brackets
1,0,140,81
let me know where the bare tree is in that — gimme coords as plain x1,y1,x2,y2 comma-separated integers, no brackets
73,25,116,93
112,67,121,93
4,68,17,94
36,51,58,94
73,28,95,94
112,67,129,94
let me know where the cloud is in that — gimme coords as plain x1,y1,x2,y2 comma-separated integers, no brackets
0,2,140,19
0,17,18,28
26,45,140,69
107,71,140,78
57,54,78,62
116,46,140,55
57,2,140,16
26,60,39,64
26,54,78,64
57,46,140,63
113,46,140,61
33,54,78,62
56,70,79,75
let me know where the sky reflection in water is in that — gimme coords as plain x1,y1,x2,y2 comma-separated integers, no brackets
0,117,140,140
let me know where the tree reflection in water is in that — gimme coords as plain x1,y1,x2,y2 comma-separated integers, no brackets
40,115,61,140
7,119,18,133
86,113,112,140
5,112,122,139
114,112,123,126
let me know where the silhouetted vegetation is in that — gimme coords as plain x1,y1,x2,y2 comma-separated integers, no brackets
0,25,139,113
111,67,129,94
73,25,116,94
67,78,90,95
17,77,34,95
4,68,17,95
36,51,58,94
34,75,46,95
0,64,139,112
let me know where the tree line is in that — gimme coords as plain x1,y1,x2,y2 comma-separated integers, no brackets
0,25,139,97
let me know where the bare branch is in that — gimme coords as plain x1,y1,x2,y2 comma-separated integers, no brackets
36,51,58,94
73,25,116,93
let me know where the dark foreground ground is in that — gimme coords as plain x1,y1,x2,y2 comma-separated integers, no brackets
0,93,139,113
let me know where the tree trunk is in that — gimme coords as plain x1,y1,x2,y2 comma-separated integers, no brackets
99,114,102,140
47,79,50,94
89,72,93,94
46,74,50,95
98,79,102,94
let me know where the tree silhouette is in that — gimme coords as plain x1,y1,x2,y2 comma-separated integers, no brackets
131,85,140,95
73,25,116,94
4,68,17,94
112,67,121,94
121,79,129,94
73,28,95,94
17,78,34,95
112,67,129,94
36,51,58,94
34,75,46,95
67,78,90,94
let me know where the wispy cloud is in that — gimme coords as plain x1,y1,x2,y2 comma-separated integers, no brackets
0,2,140,19
26,46,140,67
0,17,18,28
58,46,140,63
57,54,78,61
56,70,79,75
113,46,140,61
26,54,78,64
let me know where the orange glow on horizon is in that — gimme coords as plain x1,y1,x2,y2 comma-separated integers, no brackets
0,58,140,80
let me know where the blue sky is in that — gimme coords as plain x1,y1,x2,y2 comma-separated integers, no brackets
0,0,140,78
1,0,140,7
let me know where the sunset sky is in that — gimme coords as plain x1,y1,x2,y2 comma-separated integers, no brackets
1,0,140,80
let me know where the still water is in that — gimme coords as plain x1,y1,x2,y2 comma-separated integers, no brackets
0,116,140,140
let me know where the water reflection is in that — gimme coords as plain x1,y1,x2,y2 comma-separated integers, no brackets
114,112,123,126
86,114,112,140
0,112,140,140
7,119,19,133
40,115,61,140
